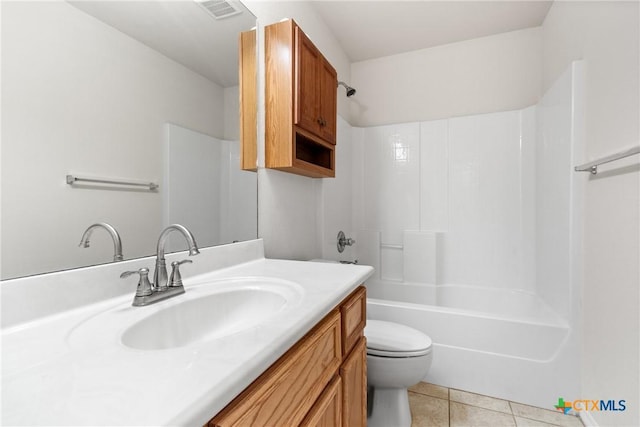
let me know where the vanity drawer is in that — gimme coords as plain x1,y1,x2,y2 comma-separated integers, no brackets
340,286,366,356
209,310,342,427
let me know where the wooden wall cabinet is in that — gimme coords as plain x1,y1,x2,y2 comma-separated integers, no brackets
264,19,338,178
208,286,367,427
239,29,257,171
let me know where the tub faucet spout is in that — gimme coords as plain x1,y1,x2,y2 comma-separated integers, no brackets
153,224,200,290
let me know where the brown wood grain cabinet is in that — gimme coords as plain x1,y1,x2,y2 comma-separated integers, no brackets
340,338,367,427
239,29,257,171
208,286,367,427
264,19,338,178
295,26,337,145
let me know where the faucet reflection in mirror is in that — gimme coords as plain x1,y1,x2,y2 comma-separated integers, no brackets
79,223,124,262
120,224,200,306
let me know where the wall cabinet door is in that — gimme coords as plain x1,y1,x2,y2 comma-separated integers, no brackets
295,27,321,137
318,57,337,144
295,26,337,145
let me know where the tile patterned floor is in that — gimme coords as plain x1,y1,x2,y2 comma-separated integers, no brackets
408,382,584,427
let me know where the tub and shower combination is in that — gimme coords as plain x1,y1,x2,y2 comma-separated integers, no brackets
348,62,585,408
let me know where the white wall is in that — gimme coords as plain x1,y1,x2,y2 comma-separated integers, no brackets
1,2,225,278
224,86,240,141
320,116,356,262
350,27,542,127
542,3,639,426
243,1,353,259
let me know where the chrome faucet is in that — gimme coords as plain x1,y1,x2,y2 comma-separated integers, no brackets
337,230,355,253
153,224,200,291
79,222,123,262
120,224,199,307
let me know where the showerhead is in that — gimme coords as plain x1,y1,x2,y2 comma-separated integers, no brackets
338,81,356,97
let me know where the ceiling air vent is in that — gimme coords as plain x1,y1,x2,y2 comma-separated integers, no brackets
195,0,242,19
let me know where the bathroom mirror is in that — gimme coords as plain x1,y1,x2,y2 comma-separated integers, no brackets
1,0,257,280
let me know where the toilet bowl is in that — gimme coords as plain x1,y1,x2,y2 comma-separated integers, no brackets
365,320,433,427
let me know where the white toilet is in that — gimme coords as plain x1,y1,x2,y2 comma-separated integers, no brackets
365,320,433,427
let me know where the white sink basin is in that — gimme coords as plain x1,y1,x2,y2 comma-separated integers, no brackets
121,278,302,350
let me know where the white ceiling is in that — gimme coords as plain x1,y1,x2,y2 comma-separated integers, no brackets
69,1,552,86
69,0,256,87
310,1,553,62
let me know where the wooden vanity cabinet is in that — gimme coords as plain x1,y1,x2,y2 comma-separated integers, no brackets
264,19,338,178
208,286,367,427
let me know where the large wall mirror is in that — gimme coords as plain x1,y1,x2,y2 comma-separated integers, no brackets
1,0,257,280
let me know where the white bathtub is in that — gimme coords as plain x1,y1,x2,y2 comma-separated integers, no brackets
366,279,574,408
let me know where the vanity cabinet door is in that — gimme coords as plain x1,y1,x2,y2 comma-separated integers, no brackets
340,338,367,427
300,376,342,427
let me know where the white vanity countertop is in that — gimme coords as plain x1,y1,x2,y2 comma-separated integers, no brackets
2,257,373,426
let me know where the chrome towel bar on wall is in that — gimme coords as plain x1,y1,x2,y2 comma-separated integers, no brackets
66,174,159,191
574,145,640,175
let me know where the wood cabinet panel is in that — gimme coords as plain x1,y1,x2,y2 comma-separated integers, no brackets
300,376,342,427
318,57,337,144
295,27,321,135
340,338,367,427
239,29,257,171
265,19,295,170
341,286,366,356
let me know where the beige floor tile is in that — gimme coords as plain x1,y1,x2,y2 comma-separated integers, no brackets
409,382,449,400
515,416,562,427
409,391,449,427
450,389,512,414
450,401,516,427
510,402,583,427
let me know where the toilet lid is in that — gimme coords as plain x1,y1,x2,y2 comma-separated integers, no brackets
365,320,432,357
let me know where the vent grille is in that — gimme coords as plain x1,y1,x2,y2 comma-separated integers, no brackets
196,0,241,19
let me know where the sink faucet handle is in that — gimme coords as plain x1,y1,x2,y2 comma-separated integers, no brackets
120,268,153,297
169,259,192,288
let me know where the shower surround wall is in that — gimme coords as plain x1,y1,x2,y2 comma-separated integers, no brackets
354,108,537,292
340,63,584,408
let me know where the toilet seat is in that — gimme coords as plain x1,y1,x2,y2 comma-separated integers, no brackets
365,320,432,358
